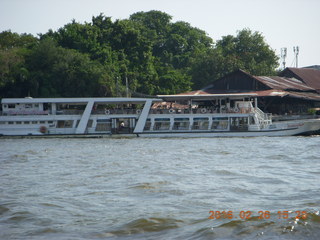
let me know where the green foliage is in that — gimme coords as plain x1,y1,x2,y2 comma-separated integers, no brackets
26,38,114,97
191,29,279,89
0,12,279,99
216,29,279,75
0,31,37,97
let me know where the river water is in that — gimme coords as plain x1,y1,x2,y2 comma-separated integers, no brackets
0,136,320,240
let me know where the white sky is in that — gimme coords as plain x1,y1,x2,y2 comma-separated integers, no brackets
1,0,319,68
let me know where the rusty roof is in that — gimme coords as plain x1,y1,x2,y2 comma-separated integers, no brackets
176,90,208,96
280,67,320,90
254,89,320,100
158,92,257,101
166,68,320,101
253,76,315,91
285,91,320,101
200,69,317,92
163,89,320,101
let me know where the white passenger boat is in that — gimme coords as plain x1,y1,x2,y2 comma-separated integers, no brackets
0,95,320,137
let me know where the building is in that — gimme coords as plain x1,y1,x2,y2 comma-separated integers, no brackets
179,67,320,115
279,67,320,93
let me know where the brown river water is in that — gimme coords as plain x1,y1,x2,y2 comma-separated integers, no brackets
1,136,320,239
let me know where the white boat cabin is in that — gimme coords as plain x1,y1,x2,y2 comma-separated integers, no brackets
0,95,319,137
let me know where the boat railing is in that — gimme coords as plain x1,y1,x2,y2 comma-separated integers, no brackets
254,108,272,125
56,110,84,115
1,110,50,115
92,109,142,115
273,114,320,121
149,107,255,115
149,109,194,114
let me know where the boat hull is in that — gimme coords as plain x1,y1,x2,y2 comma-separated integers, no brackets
137,119,320,137
1,118,320,137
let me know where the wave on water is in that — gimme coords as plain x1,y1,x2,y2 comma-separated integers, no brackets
95,217,184,239
128,181,185,196
200,210,320,240
129,181,170,190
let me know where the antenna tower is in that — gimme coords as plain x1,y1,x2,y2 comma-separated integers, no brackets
293,46,299,68
280,47,287,69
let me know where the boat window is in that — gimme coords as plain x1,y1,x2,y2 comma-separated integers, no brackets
75,120,80,128
16,121,22,124
211,117,229,131
0,121,5,124
8,104,15,109
95,119,111,132
230,117,248,131
212,117,228,121
97,119,111,122
8,121,14,124
64,120,73,128
144,119,152,131
154,118,170,131
32,121,38,124
40,121,45,124
173,118,189,130
249,116,255,125
192,118,209,130
25,104,32,108
24,121,30,124
87,120,93,128
57,120,74,128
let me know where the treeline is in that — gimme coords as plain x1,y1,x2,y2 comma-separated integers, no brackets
0,11,279,98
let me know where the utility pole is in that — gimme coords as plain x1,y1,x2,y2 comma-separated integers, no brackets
125,76,129,98
116,76,119,97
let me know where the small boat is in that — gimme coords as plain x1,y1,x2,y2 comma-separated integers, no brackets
0,94,320,137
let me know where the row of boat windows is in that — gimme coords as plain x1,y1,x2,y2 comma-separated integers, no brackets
0,119,111,131
0,121,54,125
3,103,40,109
0,117,254,132
0,120,112,131
90,117,251,132
145,117,234,131
0,120,74,128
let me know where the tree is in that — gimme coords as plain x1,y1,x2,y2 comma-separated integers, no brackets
25,38,114,97
216,29,279,76
190,29,279,89
1,14,280,98
0,31,37,97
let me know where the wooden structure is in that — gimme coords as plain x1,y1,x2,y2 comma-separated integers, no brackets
183,68,320,115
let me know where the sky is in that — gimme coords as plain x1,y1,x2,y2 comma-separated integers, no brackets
1,0,319,68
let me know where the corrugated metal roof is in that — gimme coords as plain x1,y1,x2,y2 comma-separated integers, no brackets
176,90,208,96
158,92,257,101
169,68,320,101
254,76,315,91
286,91,320,101
164,89,320,101
280,67,320,90
254,89,320,100
200,69,317,92
254,89,288,97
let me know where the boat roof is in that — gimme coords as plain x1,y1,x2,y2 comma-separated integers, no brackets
1,97,162,104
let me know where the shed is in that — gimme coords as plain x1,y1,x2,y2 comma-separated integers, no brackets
177,69,320,115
